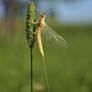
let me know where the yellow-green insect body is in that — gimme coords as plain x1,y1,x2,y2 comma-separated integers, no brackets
36,26,44,57
36,12,46,57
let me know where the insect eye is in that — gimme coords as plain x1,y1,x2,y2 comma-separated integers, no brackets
42,16,44,18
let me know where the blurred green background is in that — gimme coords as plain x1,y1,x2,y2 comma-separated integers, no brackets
0,0,92,92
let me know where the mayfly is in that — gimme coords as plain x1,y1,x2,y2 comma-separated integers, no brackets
26,2,68,92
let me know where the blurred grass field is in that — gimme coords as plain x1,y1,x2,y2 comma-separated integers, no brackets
0,19,92,92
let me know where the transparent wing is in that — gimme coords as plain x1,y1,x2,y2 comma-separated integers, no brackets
42,24,68,48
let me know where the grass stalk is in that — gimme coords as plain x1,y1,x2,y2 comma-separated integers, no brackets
30,48,33,92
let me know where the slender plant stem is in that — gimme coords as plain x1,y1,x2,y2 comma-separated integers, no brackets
30,48,33,92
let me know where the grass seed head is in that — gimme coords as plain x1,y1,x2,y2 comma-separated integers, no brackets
26,2,36,48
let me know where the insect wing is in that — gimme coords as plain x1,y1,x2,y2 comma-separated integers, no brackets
42,24,68,48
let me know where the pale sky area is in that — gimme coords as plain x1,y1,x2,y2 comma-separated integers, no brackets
0,0,92,23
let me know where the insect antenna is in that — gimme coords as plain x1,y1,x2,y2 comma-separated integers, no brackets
45,8,53,15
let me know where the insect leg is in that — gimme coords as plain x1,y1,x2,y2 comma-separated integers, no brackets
32,20,38,24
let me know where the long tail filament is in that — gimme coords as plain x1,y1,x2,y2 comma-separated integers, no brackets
42,56,51,92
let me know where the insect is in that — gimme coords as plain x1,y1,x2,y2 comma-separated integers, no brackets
36,12,68,57
26,2,68,92
26,2,68,58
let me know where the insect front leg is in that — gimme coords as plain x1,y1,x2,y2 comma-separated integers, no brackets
32,20,38,24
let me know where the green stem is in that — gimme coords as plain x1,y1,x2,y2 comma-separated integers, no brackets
30,48,33,92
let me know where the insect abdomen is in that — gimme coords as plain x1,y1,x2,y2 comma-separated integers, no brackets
36,27,44,57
